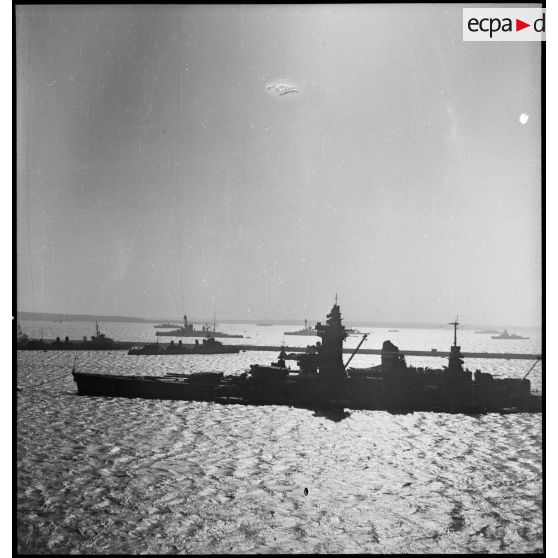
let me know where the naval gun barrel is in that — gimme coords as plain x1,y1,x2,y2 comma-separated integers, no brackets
344,333,368,370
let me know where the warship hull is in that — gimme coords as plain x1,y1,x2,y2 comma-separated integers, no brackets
127,345,240,355
71,303,542,415
17,340,134,351
492,335,530,340
72,371,542,414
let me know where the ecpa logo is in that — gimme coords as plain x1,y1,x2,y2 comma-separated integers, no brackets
463,8,545,41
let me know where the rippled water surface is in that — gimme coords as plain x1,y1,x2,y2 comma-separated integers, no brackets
17,322,543,554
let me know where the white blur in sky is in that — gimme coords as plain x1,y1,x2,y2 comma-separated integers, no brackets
16,4,541,326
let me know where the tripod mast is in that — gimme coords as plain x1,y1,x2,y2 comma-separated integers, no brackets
448,315,459,347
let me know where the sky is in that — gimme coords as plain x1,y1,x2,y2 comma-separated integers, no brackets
15,4,542,326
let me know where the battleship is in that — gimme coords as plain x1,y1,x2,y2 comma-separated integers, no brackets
155,314,243,339
492,330,530,340
284,319,361,336
283,320,317,336
73,302,542,413
128,336,240,355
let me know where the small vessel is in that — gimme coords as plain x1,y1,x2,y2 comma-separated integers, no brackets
17,324,29,344
388,329,399,332
155,314,243,339
73,303,541,413
491,330,529,340
284,320,317,336
88,322,116,346
153,323,182,329
128,336,240,355
475,329,501,334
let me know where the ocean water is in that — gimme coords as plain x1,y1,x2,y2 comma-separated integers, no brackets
17,321,543,554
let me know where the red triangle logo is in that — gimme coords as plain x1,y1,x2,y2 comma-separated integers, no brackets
516,19,530,31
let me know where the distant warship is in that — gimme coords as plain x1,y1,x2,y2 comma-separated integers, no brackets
155,314,243,339
283,320,317,336
284,318,360,336
491,330,529,340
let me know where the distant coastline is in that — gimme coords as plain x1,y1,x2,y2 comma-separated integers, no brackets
16,312,156,324
15,311,540,330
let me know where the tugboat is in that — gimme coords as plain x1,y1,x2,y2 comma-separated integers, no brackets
491,329,530,340
128,336,240,355
155,314,243,339
88,321,116,347
72,302,542,413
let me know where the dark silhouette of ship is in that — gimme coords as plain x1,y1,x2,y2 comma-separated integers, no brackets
128,336,240,355
72,302,541,413
153,323,182,329
17,324,29,344
491,330,529,340
155,314,242,339
17,322,128,351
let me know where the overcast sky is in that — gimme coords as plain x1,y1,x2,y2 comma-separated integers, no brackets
16,4,541,326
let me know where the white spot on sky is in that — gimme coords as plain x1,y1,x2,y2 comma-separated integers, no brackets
266,82,299,97
519,113,529,125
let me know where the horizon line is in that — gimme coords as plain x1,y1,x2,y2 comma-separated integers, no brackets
15,310,542,330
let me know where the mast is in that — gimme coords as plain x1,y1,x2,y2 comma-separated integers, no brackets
447,315,464,373
213,311,216,332
448,315,459,347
